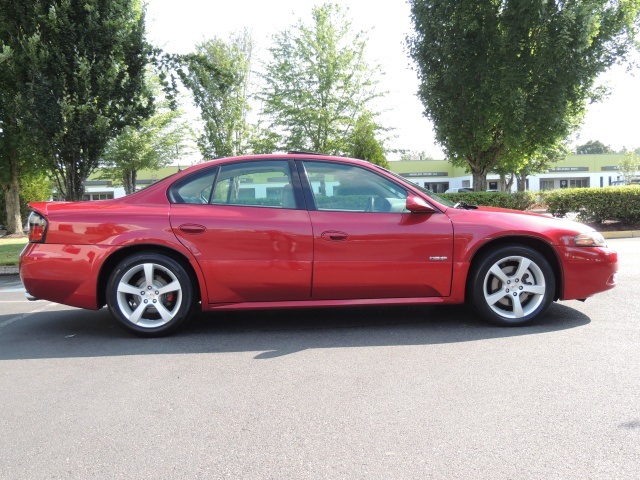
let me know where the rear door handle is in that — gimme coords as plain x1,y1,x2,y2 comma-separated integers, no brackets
179,223,206,234
321,230,349,241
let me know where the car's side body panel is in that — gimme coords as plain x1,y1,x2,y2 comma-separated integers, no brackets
20,242,117,310
170,203,314,303
308,210,454,299
21,202,206,310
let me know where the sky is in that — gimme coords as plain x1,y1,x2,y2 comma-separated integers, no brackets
145,0,640,159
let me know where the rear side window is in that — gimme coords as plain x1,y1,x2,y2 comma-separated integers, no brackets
169,169,218,204
211,160,297,209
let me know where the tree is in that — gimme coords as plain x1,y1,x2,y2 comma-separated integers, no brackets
2,0,153,201
99,83,193,195
408,1,640,190
183,31,254,159
575,140,615,154
492,142,569,191
346,112,389,168
259,2,384,154
0,4,48,234
619,152,640,184
399,151,435,161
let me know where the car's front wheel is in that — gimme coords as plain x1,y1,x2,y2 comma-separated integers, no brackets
468,246,555,326
106,253,194,337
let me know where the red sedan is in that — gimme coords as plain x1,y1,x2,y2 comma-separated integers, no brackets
20,153,618,336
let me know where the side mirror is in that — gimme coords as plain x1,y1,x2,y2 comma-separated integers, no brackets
406,194,437,213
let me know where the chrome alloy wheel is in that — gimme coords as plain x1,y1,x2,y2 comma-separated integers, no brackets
116,262,183,328
482,255,547,320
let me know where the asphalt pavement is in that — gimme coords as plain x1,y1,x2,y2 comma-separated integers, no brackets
0,238,638,479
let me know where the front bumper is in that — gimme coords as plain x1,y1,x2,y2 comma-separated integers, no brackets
557,245,618,300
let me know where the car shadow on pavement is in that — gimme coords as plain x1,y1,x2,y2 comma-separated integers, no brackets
0,302,590,360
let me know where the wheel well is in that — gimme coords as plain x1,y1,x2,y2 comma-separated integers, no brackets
96,245,201,308
467,236,562,301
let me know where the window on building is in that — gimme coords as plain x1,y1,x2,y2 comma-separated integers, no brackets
569,178,590,188
424,182,449,193
82,192,115,201
540,180,554,191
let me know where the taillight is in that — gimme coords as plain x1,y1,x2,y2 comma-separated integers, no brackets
28,211,48,243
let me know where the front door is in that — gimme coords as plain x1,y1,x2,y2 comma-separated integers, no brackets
301,160,454,300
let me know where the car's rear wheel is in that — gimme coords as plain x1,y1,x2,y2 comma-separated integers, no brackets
468,246,555,326
106,253,194,337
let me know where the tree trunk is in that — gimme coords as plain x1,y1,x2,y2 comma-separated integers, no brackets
4,180,22,235
471,165,489,191
516,175,528,191
123,170,137,196
1,153,24,236
505,174,515,192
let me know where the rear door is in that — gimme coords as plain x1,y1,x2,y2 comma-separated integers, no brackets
169,159,313,304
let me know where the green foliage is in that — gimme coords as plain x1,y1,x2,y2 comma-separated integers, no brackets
575,140,615,155
618,152,640,185
544,187,640,223
399,151,435,161
18,172,52,218
0,172,51,228
346,113,388,168
0,0,153,201
408,0,640,190
440,191,539,211
187,31,254,159
259,2,384,154
100,79,192,194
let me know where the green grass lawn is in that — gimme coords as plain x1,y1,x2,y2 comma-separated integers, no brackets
0,237,28,266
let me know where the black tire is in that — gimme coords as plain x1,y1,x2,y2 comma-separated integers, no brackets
106,252,194,337
468,246,555,326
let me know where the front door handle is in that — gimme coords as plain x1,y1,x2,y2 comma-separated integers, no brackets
321,230,349,241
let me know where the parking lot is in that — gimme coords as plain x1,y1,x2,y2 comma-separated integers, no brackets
1,238,639,479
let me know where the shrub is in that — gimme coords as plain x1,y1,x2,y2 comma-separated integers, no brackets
543,186,640,224
439,191,538,211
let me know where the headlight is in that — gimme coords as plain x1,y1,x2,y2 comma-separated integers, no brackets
574,232,606,247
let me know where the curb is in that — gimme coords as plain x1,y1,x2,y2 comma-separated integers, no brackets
601,230,640,239
0,266,19,276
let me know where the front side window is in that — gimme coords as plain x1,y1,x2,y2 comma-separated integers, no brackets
212,160,296,208
303,161,408,212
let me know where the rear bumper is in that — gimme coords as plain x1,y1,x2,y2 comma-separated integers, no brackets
20,243,116,310
557,245,618,300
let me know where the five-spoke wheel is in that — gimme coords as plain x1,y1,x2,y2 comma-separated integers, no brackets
469,246,555,326
107,253,194,337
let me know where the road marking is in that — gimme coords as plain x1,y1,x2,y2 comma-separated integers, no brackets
0,302,57,329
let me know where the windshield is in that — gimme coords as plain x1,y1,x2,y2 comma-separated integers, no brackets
381,167,456,207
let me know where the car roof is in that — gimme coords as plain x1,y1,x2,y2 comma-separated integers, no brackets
191,153,374,170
